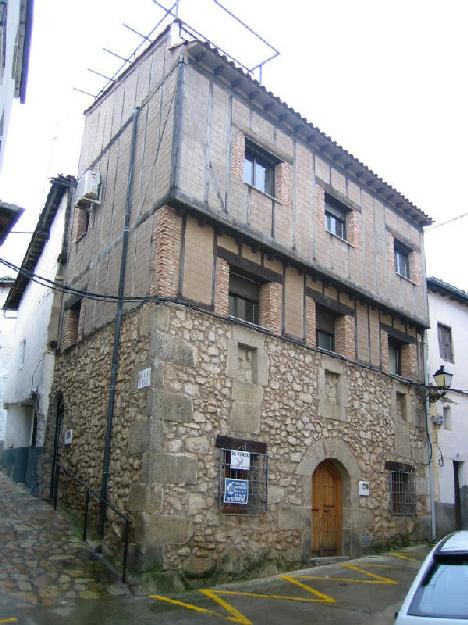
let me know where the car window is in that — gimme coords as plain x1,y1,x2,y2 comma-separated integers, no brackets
408,559,468,618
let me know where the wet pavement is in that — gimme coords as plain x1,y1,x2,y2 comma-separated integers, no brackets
0,471,431,625
0,471,127,616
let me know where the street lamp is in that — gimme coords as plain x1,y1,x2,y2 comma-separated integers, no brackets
429,365,453,403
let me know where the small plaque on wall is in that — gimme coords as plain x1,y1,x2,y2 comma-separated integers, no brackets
137,367,151,390
359,481,370,496
64,429,73,446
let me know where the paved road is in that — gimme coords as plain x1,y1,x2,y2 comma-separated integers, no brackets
0,472,430,625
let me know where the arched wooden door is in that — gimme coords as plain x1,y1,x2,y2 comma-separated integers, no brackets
312,460,342,555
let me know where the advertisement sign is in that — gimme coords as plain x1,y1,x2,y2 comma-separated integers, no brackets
359,481,370,496
231,450,250,470
224,478,249,504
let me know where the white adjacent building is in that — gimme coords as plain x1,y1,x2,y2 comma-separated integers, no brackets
0,276,15,448
427,277,468,534
0,0,34,170
2,175,74,493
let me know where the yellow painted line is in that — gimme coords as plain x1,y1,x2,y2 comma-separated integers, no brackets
201,590,252,624
280,574,336,603
390,551,418,561
149,594,242,622
299,562,398,585
0,619,18,624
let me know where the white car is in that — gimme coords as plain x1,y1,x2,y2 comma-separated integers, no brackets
395,531,468,624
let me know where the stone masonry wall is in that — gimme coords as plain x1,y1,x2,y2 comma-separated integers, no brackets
42,300,429,580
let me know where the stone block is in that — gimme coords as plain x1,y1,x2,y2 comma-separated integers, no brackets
128,483,163,512
268,485,285,504
230,401,261,433
135,512,191,545
185,436,209,454
231,380,263,404
278,506,310,530
232,326,265,348
151,390,193,422
128,418,149,454
150,330,197,366
183,557,216,578
143,452,198,484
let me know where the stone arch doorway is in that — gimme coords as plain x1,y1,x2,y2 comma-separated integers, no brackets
312,459,343,555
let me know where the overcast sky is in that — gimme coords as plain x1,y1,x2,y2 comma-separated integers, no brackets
1,0,467,290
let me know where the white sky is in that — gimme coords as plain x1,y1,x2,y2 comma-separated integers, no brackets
0,0,467,290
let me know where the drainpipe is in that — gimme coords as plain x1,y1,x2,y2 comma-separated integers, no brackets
423,331,437,541
99,106,140,536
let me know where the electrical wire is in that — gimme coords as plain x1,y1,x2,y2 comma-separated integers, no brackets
0,257,150,304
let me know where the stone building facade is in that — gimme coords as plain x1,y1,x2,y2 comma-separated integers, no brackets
41,25,433,582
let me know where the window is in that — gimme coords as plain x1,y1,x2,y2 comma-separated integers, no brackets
394,240,410,278
437,323,454,362
325,194,347,240
219,446,268,515
243,140,277,196
396,391,407,421
19,339,26,369
388,338,402,375
316,307,337,351
443,405,452,430
388,464,416,516
229,273,260,325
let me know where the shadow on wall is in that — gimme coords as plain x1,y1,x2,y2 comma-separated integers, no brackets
1,446,42,496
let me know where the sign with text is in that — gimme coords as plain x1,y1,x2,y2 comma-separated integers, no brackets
359,481,370,496
137,367,151,390
224,478,249,504
64,429,73,446
230,450,250,470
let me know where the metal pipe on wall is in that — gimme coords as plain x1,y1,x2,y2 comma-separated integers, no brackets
99,106,141,536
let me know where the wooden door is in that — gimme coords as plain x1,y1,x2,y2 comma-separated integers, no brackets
312,460,342,555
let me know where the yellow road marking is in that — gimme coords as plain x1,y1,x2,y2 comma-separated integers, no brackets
150,594,243,623
201,590,252,624
0,619,18,624
300,562,398,585
280,575,336,603
390,552,418,561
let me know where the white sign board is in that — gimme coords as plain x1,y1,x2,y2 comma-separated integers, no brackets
64,429,73,446
231,450,250,470
359,481,370,496
137,367,151,390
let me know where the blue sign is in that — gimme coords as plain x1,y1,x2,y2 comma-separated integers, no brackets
224,478,249,504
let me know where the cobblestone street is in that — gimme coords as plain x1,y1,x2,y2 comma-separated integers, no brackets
0,472,127,616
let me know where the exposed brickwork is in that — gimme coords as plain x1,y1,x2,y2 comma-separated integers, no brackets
380,330,390,372
62,306,80,350
275,162,292,208
231,129,245,179
335,314,355,359
259,282,282,335
305,296,316,347
409,251,422,286
347,209,361,248
77,300,86,342
401,342,418,380
214,257,229,316
150,206,182,297
314,184,326,230
74,207,90,242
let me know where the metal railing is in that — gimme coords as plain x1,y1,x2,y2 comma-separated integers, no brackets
53,463,130,582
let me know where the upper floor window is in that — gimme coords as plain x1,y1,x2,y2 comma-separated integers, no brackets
437,323,454,363
229,273,260,325
243,140,277,197
316,306,337,351
325,194,347,240
388,337,402,375
394,240,410,279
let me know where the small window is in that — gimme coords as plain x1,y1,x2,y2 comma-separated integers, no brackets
325,194,347,240
394,240,410,278
443,405,452,430
243,140,277,196
19,339,26,369
396,391,407,421
389,467,416,516
219,447,268,514
316,306,337,351
437,323,454,363
229,273,260,325
388,338,402,375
